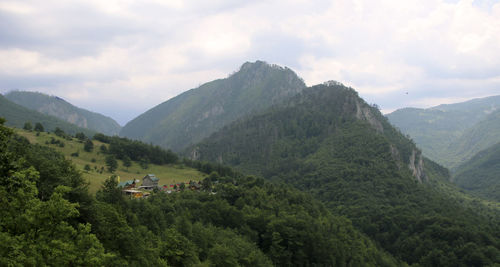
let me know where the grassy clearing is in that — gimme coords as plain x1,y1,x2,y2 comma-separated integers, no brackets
15,129,205,194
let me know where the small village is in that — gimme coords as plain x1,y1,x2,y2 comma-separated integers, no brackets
117,174,203,198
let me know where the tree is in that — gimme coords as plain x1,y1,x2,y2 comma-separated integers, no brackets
54,127,65,137
122,156,132,171
75,132,86,141
84,164,91,172
0,120,113,265
84,139,94,152
34,122,44,132
23,122,32,131
105,155,118,173
202,177,212,191
140,157,149,169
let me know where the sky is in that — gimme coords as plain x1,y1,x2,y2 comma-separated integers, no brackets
1,0,500,125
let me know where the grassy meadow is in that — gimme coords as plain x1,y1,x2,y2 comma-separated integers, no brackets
15,129,205,193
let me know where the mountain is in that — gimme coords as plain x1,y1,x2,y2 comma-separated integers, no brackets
0,94,95,136
120,61,306,151
453,141,500,201
5,91,121,135
1,121,400,266
189,82,500,265
444,109,500,169
386,95,500,168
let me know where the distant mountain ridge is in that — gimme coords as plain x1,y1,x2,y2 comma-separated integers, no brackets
120,61,306,151
5,91,121,135
0,94,95,136
387,95,500,169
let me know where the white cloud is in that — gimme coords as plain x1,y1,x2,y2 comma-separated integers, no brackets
1,0,500,124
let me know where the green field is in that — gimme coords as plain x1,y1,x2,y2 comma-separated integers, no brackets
15,129,205,193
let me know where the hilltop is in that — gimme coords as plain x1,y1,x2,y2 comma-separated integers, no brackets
6,91,121,135
0,94,96,136
120,61,306,151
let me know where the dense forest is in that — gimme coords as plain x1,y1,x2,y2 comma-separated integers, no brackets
93,133,178,166
192,83,500,266
2,82,499,266
1,119,402,266
453,141,500,201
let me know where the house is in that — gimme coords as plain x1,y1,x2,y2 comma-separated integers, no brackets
188,180,201,190
117,180,135,189
140,174,159,190
122,189,143,198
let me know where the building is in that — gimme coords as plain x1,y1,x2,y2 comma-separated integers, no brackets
140,174,159,190
117,180,135,189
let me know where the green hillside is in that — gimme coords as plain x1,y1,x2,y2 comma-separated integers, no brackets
453,142,500,201
15,129,204,193
387,95,500,168
0,94,95,136
1,120,400,266
191,83,500,265
6,91,121,135
444,110,500,169
120,61,306,151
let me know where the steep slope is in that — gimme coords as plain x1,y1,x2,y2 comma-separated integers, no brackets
0,94,95,136
387,95,500,167
120,61,306,151
453,142,500,201
190,83,500,265
5,91,121,135
444,110,500,169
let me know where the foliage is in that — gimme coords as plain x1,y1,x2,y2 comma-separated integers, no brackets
0,119,113,265
23,121,32,131
83,139,94,152
1,119,401,266
34,122,44,132
97,135,179,165
105,155,118,173
192,84,500,265
454,141,500,201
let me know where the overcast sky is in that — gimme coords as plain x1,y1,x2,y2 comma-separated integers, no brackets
1,0,499,125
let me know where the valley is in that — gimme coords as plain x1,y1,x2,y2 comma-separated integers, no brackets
1,61,499,266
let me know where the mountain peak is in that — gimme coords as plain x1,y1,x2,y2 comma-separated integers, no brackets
240,60,273,70
120,61,306,151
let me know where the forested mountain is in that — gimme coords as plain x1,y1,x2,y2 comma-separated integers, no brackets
5,91,121,135
0,120,400,266
191,82,500,265
120,61,306,151
0,94,95,136
444,109,500,169
454,141,500,202
387,95,500,169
